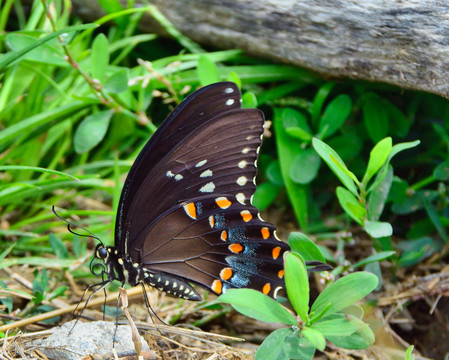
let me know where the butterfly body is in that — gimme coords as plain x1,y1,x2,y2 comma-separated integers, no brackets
93,82,290,301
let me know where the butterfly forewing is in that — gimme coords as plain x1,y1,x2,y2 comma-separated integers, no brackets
116,82,242,248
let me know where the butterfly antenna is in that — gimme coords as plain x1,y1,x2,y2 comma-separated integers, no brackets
52,205,104,246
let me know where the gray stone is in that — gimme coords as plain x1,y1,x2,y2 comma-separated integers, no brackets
39,320,150,360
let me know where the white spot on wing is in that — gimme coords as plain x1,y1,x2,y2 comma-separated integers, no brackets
224,87,234,94
166,170,175,177
238,160,247,169
242,147,250,154
237,176,247,186
199,182,216,193
175,174,183,181
236,193,246,204
200,169,213,177
226,99,235,106
196,159,207,167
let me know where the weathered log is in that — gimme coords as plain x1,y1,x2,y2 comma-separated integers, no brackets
73,0,449,99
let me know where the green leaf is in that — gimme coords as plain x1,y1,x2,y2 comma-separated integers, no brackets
362,137,392,186
424,198,448,242
274,108,309,229
0,24,98,70
312,138,358,196
318,94,352,138
434,160,449,180
242,91,258,108
255,328,293,360
74,110,114,154
312,313,366,337
290,148,321,184
388,140,420,161
48,233,69,259
384,100,410,137
367,166,393,221
326,320,375,349
266,161,284,186
311,81,336,127
364,220,393,238
363,93,389,143
301,327,326,351
197,55,220,85
104,68,129,93
218,289,297,325
336,187,366,225
285,126,313,141
288,232,326,264
352,251,396,269
285,253,309,321
405,345,415,360
252,182,282,211
311,272,378,318
283,333,316,360
91,33,109,82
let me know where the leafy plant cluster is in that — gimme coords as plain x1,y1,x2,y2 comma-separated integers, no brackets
0,0,447,359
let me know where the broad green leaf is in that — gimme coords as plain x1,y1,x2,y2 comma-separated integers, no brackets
362,137,392,186
364,220,393,238
226,72,241,88
363,93,389,143
312,138,358,196
288,232,326,264
266,161,284,186
388,140,420,161
74,110,114,154
274,108,309,229
311,81,336,127
290,149,321,184
252,182,282,211
312,313,366,337
367,166,393,220
424,198,448,242
104,68,129,93
311,272,378,317
434,160,449,180
336,187,366,225
397,237,441,267
218,289,297,325
318,94,352,138
283,333,316,360
242,91,258,108
285,126,313,141
255,328,293,360
352,251,396,269
285,252,309,320
197,55,220,85
91,33,109,82
384,100,410,137
301,327,326,351
326,320,375,349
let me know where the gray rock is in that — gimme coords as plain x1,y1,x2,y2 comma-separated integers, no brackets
39,320,150,360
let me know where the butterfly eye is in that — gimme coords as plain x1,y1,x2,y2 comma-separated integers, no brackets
97,247,108,259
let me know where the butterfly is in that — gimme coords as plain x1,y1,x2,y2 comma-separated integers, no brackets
87,82,301,301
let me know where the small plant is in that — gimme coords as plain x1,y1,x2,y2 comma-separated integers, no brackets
313,137,420,239
218,236,378,360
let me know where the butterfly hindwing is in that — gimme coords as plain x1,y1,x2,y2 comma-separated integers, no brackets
131,194,289,298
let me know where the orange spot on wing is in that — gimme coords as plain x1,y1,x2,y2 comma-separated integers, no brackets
272,246,281,259
220,230,228,241
209,215,215,228
262,283,271,295
261,227,270,239
229,243,243,253
216,197,231,209
220,267,233,280
278,269,284,278
211,280,223,294
240,210,252,222
183,202,196,219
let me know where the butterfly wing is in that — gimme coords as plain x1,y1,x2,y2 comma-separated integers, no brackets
133,194,289,298
116,82,242,248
